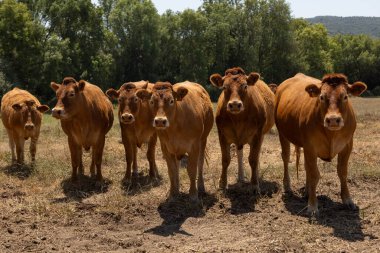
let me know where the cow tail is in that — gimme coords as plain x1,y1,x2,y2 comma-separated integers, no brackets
204,145,210,169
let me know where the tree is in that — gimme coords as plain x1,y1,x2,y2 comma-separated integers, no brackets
292,19,333,78
109,0,160,84
331,34,378,90
0,0,44,90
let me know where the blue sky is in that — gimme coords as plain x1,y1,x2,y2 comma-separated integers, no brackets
152,0,380,18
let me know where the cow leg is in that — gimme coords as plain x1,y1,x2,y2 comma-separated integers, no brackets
237,145,245,184
6,129,16,164
303,149,320,215
279,133,291,192
187,144,200,202
249,134,264,194
77,146,83,176
132,144,138,178
93,137,105,181
14,136,25,165
122,140,133,184
162,145,179,200
68,137,81,181
337,139,356,209
147,133,159,179
219,133,231,190
197,138,207,194
30,136,38,164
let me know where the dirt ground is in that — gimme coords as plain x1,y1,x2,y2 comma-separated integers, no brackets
0,97,379,252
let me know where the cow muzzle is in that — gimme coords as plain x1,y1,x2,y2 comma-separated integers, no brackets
121,113,135,124
51,107,65,119
324,114,344,131
24,123,35,131
227,100,244,114
153,117,169,129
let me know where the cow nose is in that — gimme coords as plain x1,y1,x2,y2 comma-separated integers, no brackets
227,100,243,111
52,108,63,117
121,113,134,122
25,123,34,131
325,115,343,128
154,117,168,128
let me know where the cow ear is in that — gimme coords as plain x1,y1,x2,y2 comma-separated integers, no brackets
106,88,119,99
247,72,260,86
305,84,321,97
78,80,86,91
348,81,367,96
136,89,152,100
12,103,23,111
174,87,188,101
210,74,223,89
142,81,148,89
37,105,50,113
51,82,60,91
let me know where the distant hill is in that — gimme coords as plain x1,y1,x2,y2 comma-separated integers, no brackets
306,16,380,37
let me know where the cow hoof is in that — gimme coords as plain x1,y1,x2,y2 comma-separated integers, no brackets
122,177,132,185
189,194,200,204
132,172,139,178
218,180,227,190
250,184,260,195
343,199,357,210
237,178,247,187
307,206,319,217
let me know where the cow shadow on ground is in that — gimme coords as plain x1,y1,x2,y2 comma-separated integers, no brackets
224,179,280,215
144,192,217,237
54,175,111,202
121,172,163,196
283,189,378,242
2,163,34,179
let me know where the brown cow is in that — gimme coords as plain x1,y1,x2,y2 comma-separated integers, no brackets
106,81,159,183
210,67,275,192
136,81,214,201
275,73,367,215
50,77,114,181
1,88,49,164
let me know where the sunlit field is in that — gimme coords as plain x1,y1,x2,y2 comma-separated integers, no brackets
0,98,379,252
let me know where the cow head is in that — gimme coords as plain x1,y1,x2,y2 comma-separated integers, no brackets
136,82,188,130
106,81,148,124
12,99,49,133
50,77,86,120
268,83,278,94
305,74,367,131
210,67,260,114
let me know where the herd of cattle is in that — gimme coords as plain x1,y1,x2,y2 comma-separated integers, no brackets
0,67,367,216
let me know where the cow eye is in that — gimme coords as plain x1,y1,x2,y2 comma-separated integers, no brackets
243,85,248,90
343,95,348,100
149,100,154,105
319,95,324,101
169,99,174,105
68,92,75,98
134,97,139,103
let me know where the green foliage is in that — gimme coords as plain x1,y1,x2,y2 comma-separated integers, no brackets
307,16,380,38
0,0,379,103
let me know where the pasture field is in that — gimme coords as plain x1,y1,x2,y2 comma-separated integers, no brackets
0,98,379,252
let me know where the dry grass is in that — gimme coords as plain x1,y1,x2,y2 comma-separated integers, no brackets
0,98,379,252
